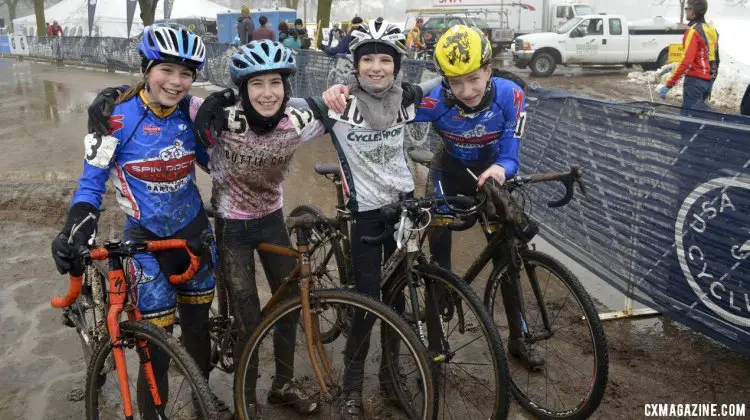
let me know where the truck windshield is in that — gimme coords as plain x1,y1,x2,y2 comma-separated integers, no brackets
574,5,595,16
556,17,583,34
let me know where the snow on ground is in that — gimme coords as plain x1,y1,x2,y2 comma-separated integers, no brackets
627,16,750,111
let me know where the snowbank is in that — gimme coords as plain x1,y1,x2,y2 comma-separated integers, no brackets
627,17,750,111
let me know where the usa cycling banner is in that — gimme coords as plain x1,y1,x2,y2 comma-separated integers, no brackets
520,89,750,354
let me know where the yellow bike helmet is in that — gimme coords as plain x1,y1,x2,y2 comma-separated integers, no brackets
434,25,492,78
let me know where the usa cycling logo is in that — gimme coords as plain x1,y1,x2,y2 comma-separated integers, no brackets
123,139,195,193
674,176,750,326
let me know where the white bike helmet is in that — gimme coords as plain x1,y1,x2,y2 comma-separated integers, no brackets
348,18,407,56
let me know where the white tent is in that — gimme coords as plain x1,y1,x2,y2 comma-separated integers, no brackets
13,0,231,38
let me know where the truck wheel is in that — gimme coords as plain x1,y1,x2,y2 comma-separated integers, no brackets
656,50,668,69
530,52,556,77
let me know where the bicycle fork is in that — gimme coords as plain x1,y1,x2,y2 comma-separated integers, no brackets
105,257,165,418
298,243,335,398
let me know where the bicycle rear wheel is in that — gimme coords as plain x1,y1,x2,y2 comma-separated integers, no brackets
484,249,609,419
85,320,218,419
233,289,435,419
383,263,511,419
288,205,352,344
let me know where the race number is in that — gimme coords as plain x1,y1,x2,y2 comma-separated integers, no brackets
514,111,527,138
84,134,118,168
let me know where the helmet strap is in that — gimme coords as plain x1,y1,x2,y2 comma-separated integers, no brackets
443,78,494,116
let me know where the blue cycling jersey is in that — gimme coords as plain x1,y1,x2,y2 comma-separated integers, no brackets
413,77,526,177
72,93,209,237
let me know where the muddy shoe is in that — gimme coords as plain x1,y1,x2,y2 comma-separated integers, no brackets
267,378,321,415
508,338,544,371
339,391,364,419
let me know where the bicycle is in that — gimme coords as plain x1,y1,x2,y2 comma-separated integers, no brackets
51,213,219,419
408,147,609,420
201,206,436,419
290,170,512,419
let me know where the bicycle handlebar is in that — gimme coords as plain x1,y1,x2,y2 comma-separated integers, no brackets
507,166,588,208
361,195,479,246
50,234,212,309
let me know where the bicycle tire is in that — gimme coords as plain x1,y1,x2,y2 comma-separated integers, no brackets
483,249,609,420
288,205,350,344
233,289,435,420
85,320,218,419
383,263,511,420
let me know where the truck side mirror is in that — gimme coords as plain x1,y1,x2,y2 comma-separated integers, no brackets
570,28,581,38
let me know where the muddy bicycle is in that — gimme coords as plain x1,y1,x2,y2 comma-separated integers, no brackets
290,169,513,419
407,147,609,420
291,150,609,419
201,206,436,419
52,213,218,419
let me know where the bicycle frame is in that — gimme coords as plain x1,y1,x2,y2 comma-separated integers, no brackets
51,219,207,418
251,226,336,397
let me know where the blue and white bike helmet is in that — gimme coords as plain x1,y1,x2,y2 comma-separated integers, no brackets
229,40,297,87
139,23,206,73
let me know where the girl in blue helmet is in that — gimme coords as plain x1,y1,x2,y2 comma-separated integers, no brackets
192,39,327,416
51,23,232,419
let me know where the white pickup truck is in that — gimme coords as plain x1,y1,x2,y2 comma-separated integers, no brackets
512,14,684,77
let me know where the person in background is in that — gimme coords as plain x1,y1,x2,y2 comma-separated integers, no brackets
283,28,302,49
237,5,255,44
278,21,290,43
323,16,362,56
327,23,344,48
48,20,63,37
405,17,425,51
294,18,312,49
741,83,750,116
658,0,719,110
294,18,309,39
252,15,276,41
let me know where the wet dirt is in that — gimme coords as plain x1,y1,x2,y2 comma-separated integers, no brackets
0,58,748,419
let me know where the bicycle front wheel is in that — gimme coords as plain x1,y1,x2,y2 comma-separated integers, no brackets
86,320,217,419
383,263,511,419
484,249,609,419
233,289,435,420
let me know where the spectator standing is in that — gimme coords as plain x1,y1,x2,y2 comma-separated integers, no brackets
252,15,276,41
323,16,362,56
282,28,302,49
657,0,719,110
237,5,255,44
48,20,63,37
278,21,290,43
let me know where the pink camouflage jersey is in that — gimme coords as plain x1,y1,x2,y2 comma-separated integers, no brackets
190,98,326,220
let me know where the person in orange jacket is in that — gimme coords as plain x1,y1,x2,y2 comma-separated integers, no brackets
657,0,719,110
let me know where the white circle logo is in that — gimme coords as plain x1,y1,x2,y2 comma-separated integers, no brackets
675,177,750,326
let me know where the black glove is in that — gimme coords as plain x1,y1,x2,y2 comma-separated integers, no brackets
51,202,100,276
401,81,420,107
194,89,235,148
88,86,127,135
